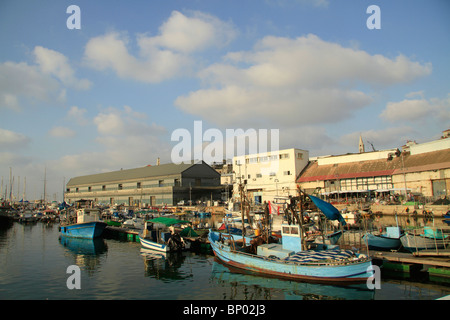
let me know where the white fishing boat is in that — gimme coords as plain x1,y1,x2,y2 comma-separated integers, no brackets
139,217,190,252
400,226,449,252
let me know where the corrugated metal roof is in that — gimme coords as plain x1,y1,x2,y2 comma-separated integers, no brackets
67,162,199,187
297,148,450,182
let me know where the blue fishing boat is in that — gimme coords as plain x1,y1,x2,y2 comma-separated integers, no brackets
362,227,403,251
60,208,106,239
209,190,373,284
208,224,372,284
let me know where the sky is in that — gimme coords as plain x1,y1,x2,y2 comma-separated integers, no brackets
0,0,449,202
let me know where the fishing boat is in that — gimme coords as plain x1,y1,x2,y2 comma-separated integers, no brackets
208,189,373,284
209,224,372,284
60,208,106,239
139,217,190,252
362,227,403,251
18,209,37,223
122,217,145,229
400,226,449,252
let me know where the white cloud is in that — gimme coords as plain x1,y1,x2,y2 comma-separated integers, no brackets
0,61,62,110
67,106,89,125
381,94,450,123
175,34,431,128
34,46,92,90
175,86,372,127
48,105,171,184
139,11,237,54
0,47,91,111
49,126,76,138
84,11,237,83
94,109,126,135
0,128,31,149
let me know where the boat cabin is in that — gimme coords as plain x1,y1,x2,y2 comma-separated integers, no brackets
256,223,302,259
385,226,402,238
76,208,101,223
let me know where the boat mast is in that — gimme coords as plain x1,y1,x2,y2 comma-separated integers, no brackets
240,182,246,245
296,185,307,251
43,167,47,205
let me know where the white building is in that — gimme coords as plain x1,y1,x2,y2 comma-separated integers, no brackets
232,148,309,204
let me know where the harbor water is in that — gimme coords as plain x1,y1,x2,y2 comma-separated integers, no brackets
1,220,450,300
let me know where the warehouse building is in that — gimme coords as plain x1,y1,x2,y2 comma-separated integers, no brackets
297,130,450,202
65,161,222,206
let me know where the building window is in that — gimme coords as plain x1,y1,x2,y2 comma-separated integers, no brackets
283,171,291,175
297,153,303,159
279,153,289,159
159,180,164,187
137,182,141,188
256,173,262,178
118,184,123,190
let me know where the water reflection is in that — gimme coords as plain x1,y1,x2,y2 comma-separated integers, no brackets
211,258,375,300
140,248,194,281
59,235,108,274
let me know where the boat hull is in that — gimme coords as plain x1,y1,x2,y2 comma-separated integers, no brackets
363,233,402,251
140,237,170,252
60,221,106,239
209,231,373,284
400,233,447,252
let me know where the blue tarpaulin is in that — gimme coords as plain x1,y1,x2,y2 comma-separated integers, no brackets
308,195,347,226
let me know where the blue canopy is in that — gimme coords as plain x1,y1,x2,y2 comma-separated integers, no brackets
308,195,347,226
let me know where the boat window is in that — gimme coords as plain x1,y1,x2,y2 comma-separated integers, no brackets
282,226,290,234
290,227,299,235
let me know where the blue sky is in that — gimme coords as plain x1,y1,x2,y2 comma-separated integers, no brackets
0,0,449,201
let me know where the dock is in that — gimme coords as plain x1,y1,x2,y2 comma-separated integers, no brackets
337,228,450,280
104,226,141,242
371,250,450,268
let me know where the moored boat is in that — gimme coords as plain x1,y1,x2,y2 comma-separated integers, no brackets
60,208,106,239
208,224,372,284
139,217,190,252
209,189,373,284
400,226,449,252
362,227,403,251
19,209,37,223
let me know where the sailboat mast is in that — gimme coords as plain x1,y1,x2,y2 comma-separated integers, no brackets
43,167,47,205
